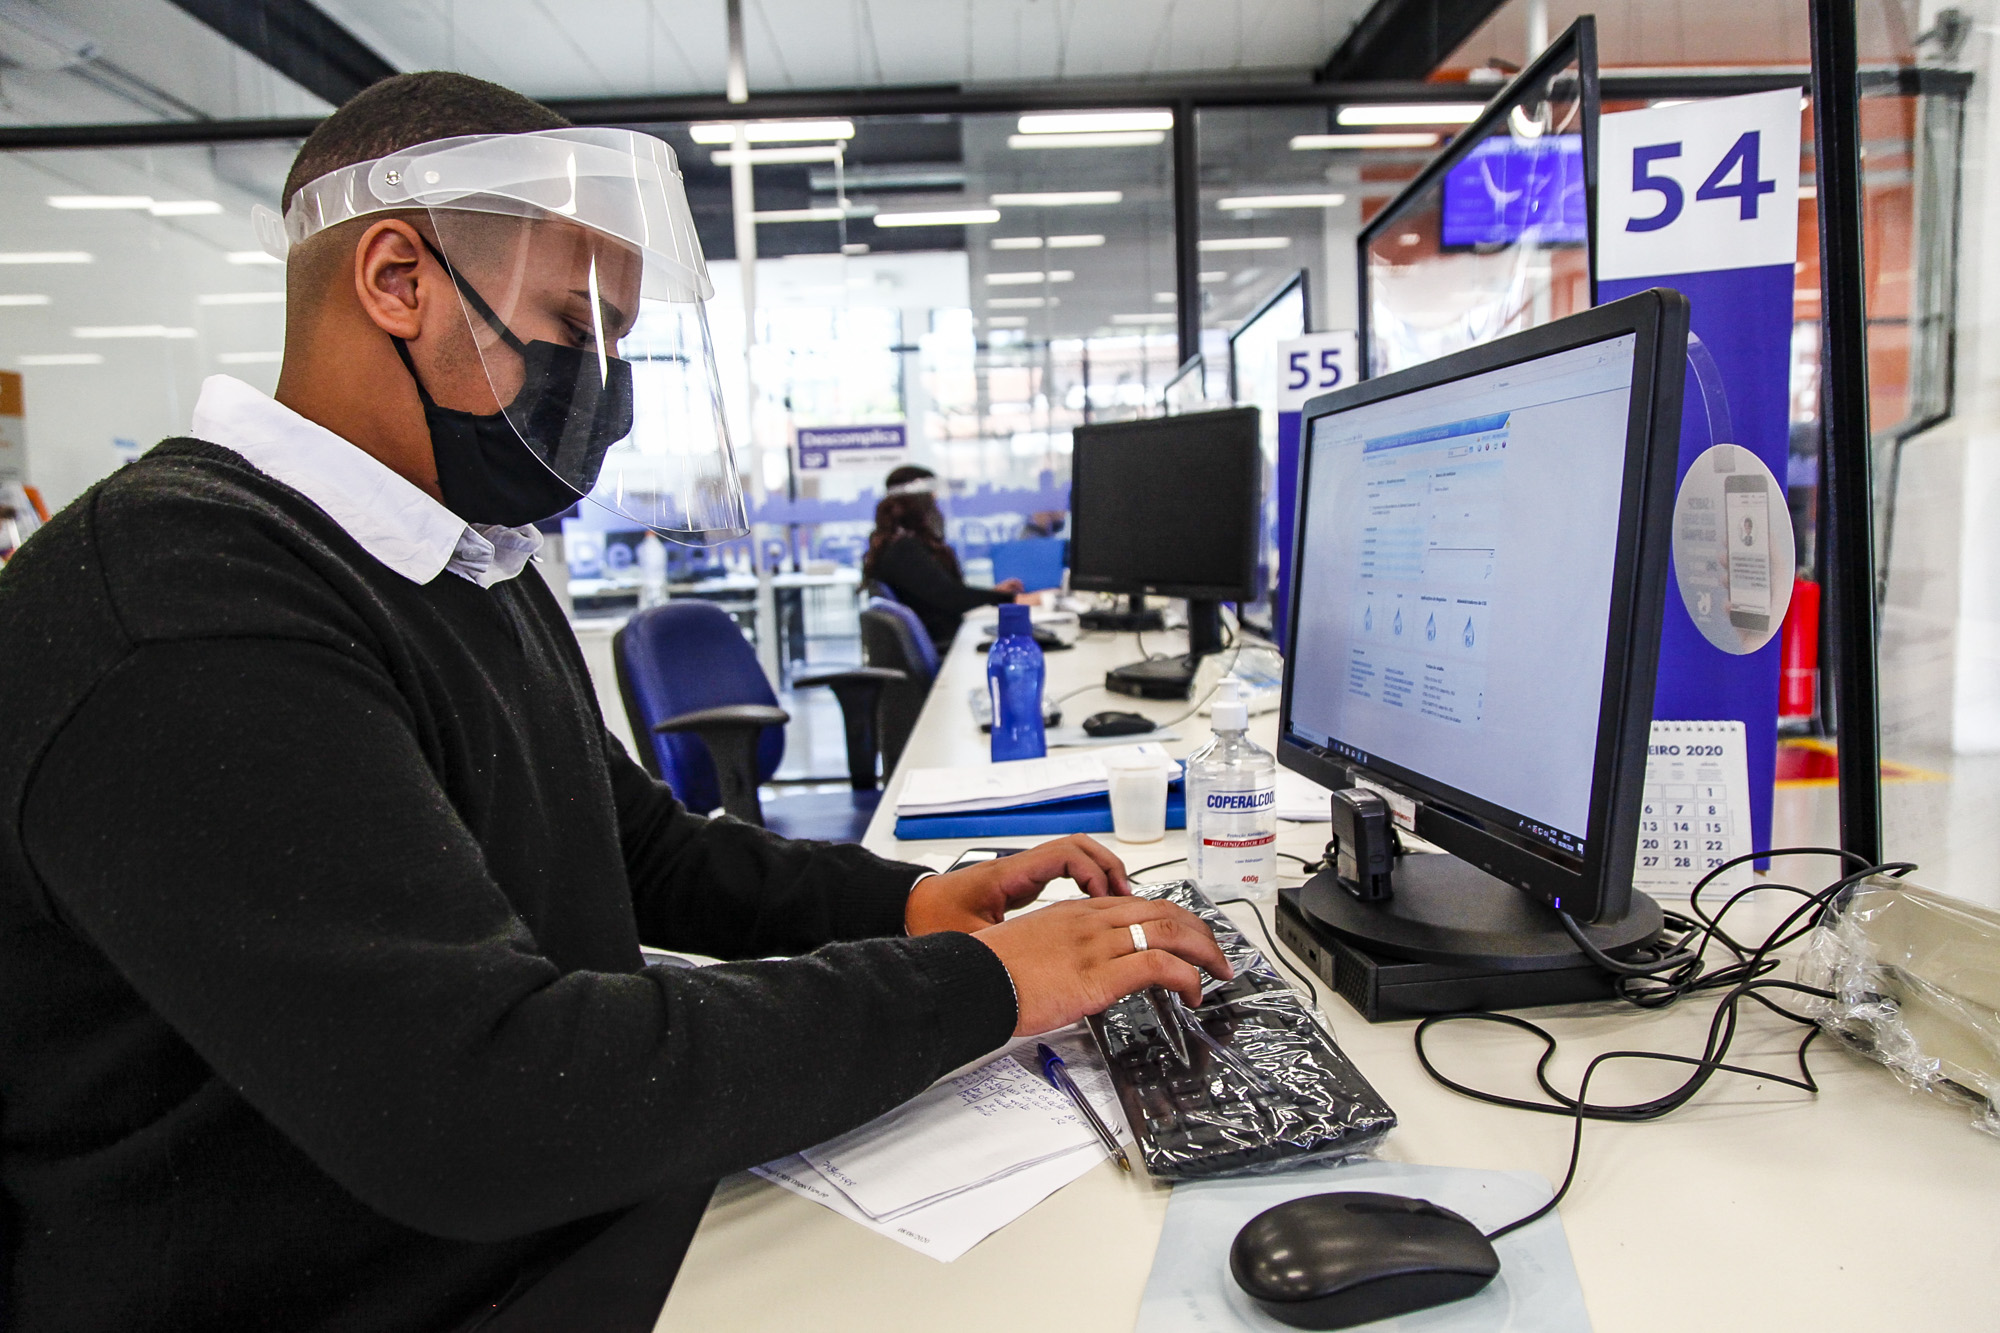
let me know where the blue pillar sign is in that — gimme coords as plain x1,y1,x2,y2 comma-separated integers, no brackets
1596,89,1803,855
1275,331,1359,647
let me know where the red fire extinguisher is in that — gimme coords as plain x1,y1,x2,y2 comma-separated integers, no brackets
1780,577,1820,720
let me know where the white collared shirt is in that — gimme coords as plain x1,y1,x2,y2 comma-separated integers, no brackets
189,375,543,589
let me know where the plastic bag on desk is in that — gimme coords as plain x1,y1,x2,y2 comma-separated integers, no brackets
1798,879,2000,1138
1086,880,1397,1179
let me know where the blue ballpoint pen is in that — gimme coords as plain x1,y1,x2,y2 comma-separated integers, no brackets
1035,1043,1131,1173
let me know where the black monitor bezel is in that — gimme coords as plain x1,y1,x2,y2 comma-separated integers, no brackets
1356,16,1600,379
1277,288,1689,924
1068,405,1264,603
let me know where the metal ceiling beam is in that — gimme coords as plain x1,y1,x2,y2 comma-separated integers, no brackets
0,69,1922,153
1317,0,1510,82
162,0,396,108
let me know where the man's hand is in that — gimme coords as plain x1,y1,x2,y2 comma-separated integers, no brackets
995,577,1026,593
973,897,1234,1037
905,835,1128,936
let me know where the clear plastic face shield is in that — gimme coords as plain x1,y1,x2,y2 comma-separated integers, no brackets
258,128,747,541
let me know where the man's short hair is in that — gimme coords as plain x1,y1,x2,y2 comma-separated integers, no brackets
282,71,568,211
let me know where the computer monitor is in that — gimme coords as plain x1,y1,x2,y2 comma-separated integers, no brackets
1358,17,1599,378
1277,290,1688,984
1070,406,1262,697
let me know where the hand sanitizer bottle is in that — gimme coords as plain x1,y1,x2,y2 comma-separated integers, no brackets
1186,676,1277,900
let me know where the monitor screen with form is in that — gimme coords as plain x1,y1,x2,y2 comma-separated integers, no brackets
1288,332,1638,859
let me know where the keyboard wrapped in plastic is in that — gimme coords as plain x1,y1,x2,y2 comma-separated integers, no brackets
1085,880,1397,1179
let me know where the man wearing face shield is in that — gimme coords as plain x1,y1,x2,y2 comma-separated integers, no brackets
0,74,1234,1333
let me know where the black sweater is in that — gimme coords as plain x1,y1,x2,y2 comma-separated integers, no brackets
0,440,1017,1332
868,533,1014,652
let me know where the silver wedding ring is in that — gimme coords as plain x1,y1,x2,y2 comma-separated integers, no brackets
1129,923,1149,955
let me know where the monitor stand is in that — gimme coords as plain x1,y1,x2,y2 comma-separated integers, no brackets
1078,593,1165,633
1106,599,1223,700
1273,854,1665,1022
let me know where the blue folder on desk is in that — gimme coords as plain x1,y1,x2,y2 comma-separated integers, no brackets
894,787,1186,841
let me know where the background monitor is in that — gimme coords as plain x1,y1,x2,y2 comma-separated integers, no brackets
1070,407,1262,691
1279,290,1688,949
1440,134,1587,249
1226,270,1309,632
1358,17,1600,378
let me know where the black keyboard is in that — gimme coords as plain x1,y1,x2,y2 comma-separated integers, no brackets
1086,882,1397,1179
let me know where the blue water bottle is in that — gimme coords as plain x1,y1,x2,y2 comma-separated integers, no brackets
987,603,1047,761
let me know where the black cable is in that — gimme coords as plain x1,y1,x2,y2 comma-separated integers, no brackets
1213,894,1325,1014
1413,850,1914,1242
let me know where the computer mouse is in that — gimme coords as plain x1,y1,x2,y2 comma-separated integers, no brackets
1082,710,1156,737
1229,1191,1500,1330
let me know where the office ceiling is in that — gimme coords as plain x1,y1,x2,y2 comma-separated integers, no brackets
315,0,1373,99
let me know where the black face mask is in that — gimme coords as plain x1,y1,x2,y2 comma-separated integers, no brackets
394,236,635,527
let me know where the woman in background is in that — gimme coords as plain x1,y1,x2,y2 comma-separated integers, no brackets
863,465,1025,652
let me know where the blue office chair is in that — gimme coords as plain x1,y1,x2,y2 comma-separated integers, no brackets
859,596,940,777
989,537,1068,592
613,602,903,842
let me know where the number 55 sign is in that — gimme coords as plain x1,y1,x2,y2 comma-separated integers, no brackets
1598,88,1801,281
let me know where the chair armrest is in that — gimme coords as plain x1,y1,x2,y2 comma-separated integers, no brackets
652,704,792,734
791,666,908,690
789,667,905,792
653,705,789,824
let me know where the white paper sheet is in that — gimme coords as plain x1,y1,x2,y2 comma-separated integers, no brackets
755,1033,1130,1258
895,744,1173,816
799,1043,1114,1220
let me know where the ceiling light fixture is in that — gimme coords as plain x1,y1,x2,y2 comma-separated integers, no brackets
47,195,151,209
148,200,223,216
0,294,52,306
874,208,1001,228
1006,131,1164,150
196,291,284,305
991,237,1043,250
710,146,845,166
1047,234,1105,248
752,206,868,223
988,296,1052,309
1219,193,1347,210
72,324,196,339
1197,236,1293,252
1109,313,1176,324
1290,132,1442,150
985,270,1074,286
985,316,1029,327
19,353,103,366
989,191,1122,207
1337,103,1486,126
689,120,856,144
0,251,92,264
1198,271,1226,283
1016,111,1173,135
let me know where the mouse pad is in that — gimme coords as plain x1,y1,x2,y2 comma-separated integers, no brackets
1137,1161,1591,1332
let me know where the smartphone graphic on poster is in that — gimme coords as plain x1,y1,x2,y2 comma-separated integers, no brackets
1723,473,1772,632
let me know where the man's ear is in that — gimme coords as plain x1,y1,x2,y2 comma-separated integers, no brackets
353,219,429,341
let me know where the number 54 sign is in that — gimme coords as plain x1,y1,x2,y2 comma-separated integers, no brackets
1598,88,1801,282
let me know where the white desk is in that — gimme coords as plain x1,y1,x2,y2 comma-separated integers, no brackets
658,627,2000,1332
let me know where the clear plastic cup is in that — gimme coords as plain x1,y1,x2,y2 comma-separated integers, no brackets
1106,753,1170,844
